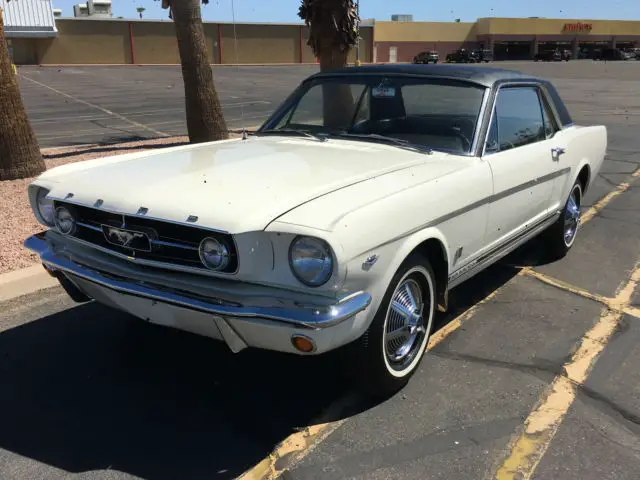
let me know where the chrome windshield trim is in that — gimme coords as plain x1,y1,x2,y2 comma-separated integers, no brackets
24,233,371,329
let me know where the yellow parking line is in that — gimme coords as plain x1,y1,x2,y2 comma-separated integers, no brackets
580,166,640,224
238,286,504,480
494,263,640,480
241,168,640,480
19,73,171,138
521,268,613,307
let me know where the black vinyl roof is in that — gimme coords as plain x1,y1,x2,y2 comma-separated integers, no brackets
310,64,541,88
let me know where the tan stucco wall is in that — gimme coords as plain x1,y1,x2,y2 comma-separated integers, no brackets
37,19,132,64
220,23,301,64
131,21,180,64
374,21,477,43
22,19,372,65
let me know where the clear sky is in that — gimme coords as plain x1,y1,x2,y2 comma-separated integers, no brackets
54,0,638,22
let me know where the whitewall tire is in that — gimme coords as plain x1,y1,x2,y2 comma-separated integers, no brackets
347,253,436,397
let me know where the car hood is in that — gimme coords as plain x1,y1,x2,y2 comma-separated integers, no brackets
40,136,438,233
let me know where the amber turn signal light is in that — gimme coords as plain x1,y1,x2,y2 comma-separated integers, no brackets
291,335,315,353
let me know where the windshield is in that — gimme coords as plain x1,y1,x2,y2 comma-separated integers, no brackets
260,75,487,155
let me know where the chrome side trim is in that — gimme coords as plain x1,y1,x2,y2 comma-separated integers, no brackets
447,210,559,288
352,166,570,260
24,233,371,330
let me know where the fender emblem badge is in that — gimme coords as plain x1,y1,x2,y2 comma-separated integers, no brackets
362,254,379,271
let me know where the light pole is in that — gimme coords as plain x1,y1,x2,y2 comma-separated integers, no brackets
355,0,361,66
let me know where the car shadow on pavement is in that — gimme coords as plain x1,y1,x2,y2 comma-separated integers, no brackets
0,303,353,479
0,241,556,479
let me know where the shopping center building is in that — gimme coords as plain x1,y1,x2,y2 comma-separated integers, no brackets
373,17,640,62
2,0,640,65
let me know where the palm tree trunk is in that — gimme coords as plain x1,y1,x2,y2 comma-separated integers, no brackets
170,0,228,143
319,38,354,129
0,9,45,181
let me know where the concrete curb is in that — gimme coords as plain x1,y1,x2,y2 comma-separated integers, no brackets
0,263,59,303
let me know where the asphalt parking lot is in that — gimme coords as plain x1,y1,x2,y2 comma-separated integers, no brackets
17,65,320,148
2,60,640,480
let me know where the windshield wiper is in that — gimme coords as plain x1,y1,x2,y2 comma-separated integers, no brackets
254,128,328,142
333,133,432,154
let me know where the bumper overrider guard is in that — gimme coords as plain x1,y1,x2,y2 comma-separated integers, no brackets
24,232,372,354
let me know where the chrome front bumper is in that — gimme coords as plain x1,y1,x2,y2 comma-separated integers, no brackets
25,232,372,354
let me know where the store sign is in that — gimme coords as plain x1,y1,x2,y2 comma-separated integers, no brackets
562,22,593,33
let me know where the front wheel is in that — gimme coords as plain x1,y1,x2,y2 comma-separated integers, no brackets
544,180,582,259
346,253,436,397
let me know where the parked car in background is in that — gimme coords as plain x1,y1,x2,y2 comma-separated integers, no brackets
24,65,607,396
445,48,473,63
470,49,493,63
593,48,628,61
534,49,569,62
413,50,439,64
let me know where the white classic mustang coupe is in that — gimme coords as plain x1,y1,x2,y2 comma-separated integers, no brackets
25,65,607,395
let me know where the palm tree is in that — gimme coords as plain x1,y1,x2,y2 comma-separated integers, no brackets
0,7,46,181
298,0,360,72
298,0,360,128
137,7,146,19
158,0,228,143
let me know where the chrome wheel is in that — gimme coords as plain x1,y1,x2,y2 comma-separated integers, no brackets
563,185,582,247
384,278,428,371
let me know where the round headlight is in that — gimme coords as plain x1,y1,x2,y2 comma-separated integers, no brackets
36,188,54,225
54,206,76,235
199,237,230,271
289,236,334,287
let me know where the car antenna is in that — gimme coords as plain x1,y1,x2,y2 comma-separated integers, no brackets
230,0,248,141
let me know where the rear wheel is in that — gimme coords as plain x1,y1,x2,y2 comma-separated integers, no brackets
544,180,582,259
347,253,436,397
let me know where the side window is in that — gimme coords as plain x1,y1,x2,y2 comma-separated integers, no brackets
490,87,546,153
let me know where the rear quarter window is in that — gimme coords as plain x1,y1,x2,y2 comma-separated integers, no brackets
544,82,573,127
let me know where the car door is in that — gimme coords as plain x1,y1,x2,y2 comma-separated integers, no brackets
480,85,558,251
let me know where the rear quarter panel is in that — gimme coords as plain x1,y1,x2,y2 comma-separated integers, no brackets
551,124,607,211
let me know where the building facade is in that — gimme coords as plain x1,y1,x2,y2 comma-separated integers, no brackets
6,18,375,66
1,0,57,64
373,17,640,63
2,9,640,66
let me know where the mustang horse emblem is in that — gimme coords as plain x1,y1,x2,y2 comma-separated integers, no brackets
103,226,150,250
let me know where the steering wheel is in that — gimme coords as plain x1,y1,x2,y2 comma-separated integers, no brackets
449,128,472,151
450,118,476,151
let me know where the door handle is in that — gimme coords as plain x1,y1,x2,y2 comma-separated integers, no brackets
551,147,566,160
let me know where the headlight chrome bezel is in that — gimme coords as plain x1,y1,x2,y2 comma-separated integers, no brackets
288,235,335,287
199,236,231,271
54,205,77,236
35,187,55,226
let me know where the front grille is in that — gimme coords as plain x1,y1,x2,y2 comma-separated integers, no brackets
53,201,238,273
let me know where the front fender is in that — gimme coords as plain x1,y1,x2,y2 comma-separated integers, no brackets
340,226,451,331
